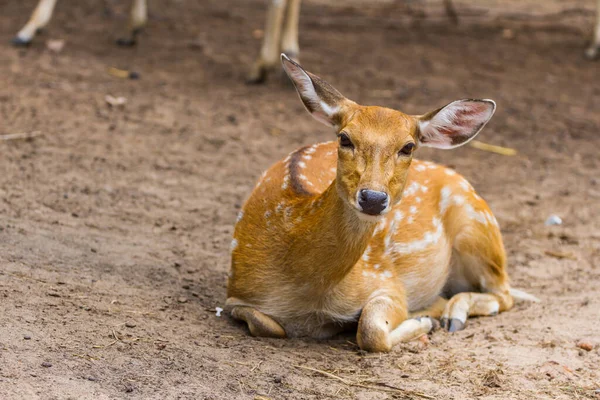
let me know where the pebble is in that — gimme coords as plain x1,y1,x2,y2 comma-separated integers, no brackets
23,334,31,340
544,215,562,226
41,362,52,368
125,322,136,328
177,297,188,304
576,341,594,351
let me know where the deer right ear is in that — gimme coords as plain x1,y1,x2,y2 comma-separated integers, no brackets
281,54,351,128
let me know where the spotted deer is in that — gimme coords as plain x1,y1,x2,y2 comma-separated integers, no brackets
227,55,537,352
12,0,147,46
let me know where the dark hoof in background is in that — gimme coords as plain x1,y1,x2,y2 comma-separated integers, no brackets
246,67,268,85
116,37,137,47
11,36,31,47
440,318,465,332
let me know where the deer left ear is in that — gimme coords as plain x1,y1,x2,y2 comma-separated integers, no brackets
281,54,352,128
417,99,496,149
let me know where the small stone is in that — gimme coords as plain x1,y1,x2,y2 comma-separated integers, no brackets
177,297,188,303
576,341,594,351
273,376,282,384
544,215,562,226
124,384,134,393
125,322,136,328
41,362,52,368
24,334,31,340
87,376,98,381
182,284,190,290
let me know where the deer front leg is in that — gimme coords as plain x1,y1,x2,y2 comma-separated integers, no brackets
117,0,148,46
357,295,435,352
585,0,600,59
231,306,286,338
247,0,287,83
12,0,58,46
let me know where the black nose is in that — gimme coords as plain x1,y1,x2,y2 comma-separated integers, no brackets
358,189,389,215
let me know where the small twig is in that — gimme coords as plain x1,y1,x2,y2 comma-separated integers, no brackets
293,365,434,398
469,140,517,156
0,131,43,141
251,360,263,372
545,250,577,260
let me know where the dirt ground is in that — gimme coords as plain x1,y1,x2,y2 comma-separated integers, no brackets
0,0,599,399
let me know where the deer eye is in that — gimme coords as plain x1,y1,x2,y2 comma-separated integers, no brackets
399,142,415,156
338,132,354,149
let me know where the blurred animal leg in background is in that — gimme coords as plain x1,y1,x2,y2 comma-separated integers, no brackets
12,0,58,46
443,0,459,25
117,0,148,46
281,0,301,61
585,0,600,59
247,0,288,83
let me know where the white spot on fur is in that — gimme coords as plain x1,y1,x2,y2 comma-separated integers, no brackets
265,210,271,219
453,195,465,205
459,179,471,191
393,217,443,254
305,146,317,155
362,246,370,262
409,206,418,214
404,182,421,196
373,264,380,270
445,169,456,176
415,197,422,203
440,186,452,213
236,211,244,223
407,216,414,224
394,210,404,222
414,164,426,172
282,175,290,190
380,270,393,280
230,239,238,251
298,161,306,168
303,154,312,160
464,204,488,224
276,202,284,213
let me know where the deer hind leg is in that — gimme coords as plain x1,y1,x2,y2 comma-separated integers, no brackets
440,225,514,332
280,0,301,60
12,0,58,46
443,0,459,25
585,0,600,59
247,0,287,83
117,0,148,46
357,294,436,352
230,306,286,338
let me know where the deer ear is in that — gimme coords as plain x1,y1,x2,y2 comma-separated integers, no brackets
417,99,496,149
281,54,350,128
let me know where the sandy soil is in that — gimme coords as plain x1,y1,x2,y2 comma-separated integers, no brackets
0,0,599,399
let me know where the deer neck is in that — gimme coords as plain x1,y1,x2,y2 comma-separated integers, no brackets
286,181,377,292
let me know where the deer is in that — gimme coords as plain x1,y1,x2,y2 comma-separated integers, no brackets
247,0,600,83
11,0,147,46
226,54,538,352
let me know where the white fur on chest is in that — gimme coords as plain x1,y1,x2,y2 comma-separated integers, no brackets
401,235,453,311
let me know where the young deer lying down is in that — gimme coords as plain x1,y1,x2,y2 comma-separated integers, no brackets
227,55,537,352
